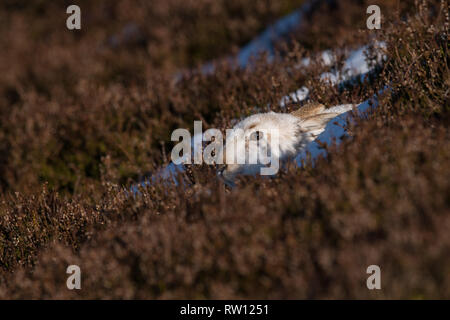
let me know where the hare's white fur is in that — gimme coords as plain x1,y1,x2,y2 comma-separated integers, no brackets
219,103,354,184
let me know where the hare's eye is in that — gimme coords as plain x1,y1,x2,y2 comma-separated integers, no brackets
250,131,263,141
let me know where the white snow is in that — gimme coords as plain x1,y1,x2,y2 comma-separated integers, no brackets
237,1,317,67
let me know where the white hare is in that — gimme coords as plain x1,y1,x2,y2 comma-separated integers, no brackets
218,103,354,184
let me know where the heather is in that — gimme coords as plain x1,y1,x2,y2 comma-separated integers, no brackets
0,0,448,299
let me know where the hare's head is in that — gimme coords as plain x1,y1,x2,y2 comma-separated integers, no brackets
218,103,354,185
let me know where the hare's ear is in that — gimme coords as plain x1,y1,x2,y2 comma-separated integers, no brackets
299,113,340,138
291,102,325,119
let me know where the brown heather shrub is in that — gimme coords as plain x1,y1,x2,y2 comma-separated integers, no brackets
0,0,449,299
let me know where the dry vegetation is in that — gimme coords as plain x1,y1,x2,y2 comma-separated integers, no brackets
0,0,449,299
